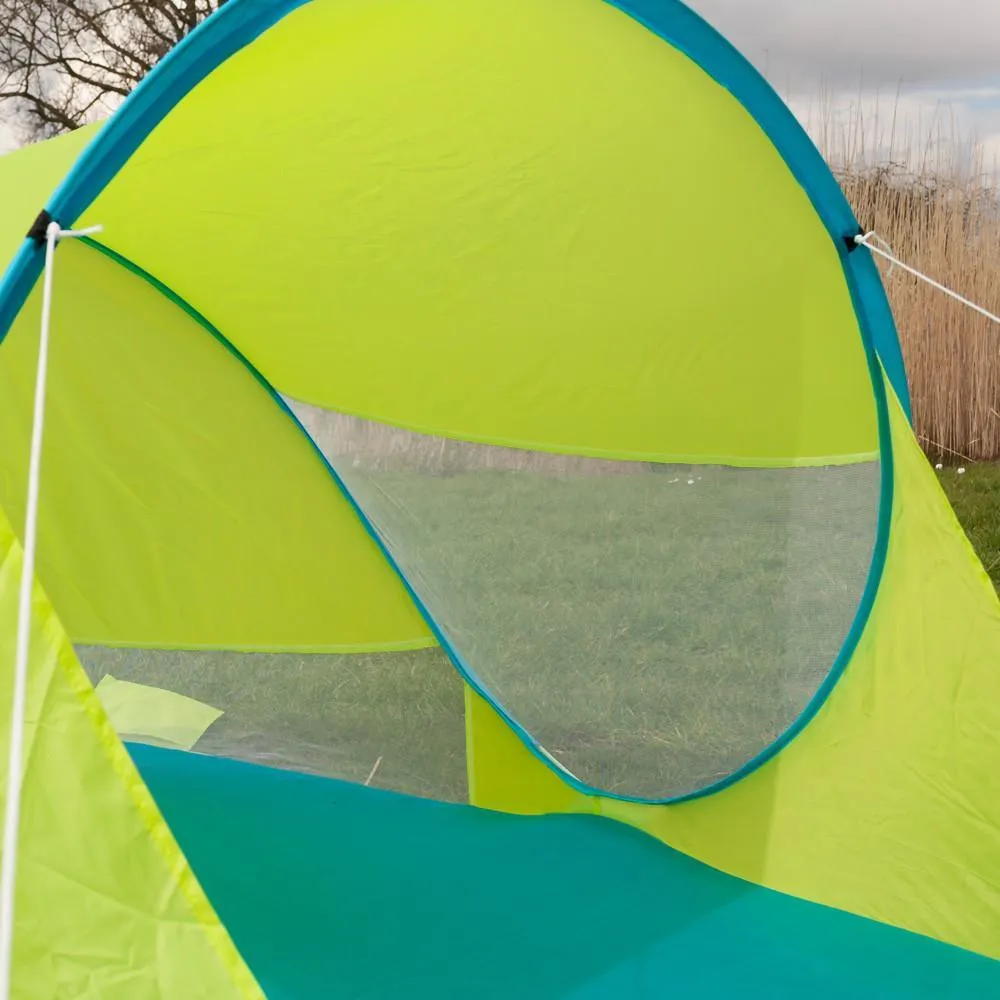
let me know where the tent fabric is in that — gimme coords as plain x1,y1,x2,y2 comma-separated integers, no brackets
5,0,882,467
0,0,911,430
0,238,432,651
0,0,997,993
0,507,260,998
607,0,910,417
298,400,881,801
132,741,1000,999
0,126,96,278
0,0,897,803
467,375,1000,963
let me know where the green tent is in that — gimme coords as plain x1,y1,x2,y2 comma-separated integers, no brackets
0,0,998,996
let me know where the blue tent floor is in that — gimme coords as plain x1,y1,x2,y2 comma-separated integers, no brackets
130,744,1000,999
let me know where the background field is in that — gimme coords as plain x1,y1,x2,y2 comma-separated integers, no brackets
79,457,881,805
81,103,1000,809
817,104,1000,462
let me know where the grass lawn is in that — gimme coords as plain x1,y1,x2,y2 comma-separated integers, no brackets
76,455,998,808
938,464,1000,588
79,457,889,805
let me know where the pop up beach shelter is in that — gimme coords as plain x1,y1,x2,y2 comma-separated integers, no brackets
0,0,999,996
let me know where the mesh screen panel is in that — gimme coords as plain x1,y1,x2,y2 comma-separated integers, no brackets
77,646,468,803
291,402,881,800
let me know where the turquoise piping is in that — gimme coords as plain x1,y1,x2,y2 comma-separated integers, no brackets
675,323,894,801
583,0,900,803
604,0,911,417
0,0,905,805
77,235,894,807
0,0,910,415
0,0,312,344
76,237,523,744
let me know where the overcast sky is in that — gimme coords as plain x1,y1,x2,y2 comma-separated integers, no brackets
2,0,999,170
687,0,1000,171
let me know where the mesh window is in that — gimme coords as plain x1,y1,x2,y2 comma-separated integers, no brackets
291,401,880,801
77,646,468,803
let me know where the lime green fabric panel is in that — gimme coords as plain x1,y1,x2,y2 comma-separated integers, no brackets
96,675,223,751
0,126,96,273
469,378,1000,961
627,381,1000,959
0,505,262,998
0,239,431,651
81,0,875,465
466,684,594,815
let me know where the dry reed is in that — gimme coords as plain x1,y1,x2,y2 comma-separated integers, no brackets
816,97,1000,461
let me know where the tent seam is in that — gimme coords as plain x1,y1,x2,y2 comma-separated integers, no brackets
0,516,265,999
75,233,892,809
0,0,903,808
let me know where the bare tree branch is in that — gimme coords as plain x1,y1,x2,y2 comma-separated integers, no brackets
0,0,225,142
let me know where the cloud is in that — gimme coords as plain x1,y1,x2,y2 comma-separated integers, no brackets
687,0,1000,90
686,0,1000,175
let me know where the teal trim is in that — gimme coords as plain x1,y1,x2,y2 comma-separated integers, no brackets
79,235,894,808
603,0,911,417
678,302,894,801
572,0,901,803
0,0,910,412
77,236,473,637
0,0,907,806
41,0,311,225
75,238,563,795
0,0,312,344
79,237,295,408
131,742,1000,1000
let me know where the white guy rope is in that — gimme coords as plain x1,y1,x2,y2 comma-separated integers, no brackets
0,220,101,1000
855,231,1000,327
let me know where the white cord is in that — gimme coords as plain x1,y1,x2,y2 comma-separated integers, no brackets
0,219,101,1000
0,214,988,993
855,231,1000,327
